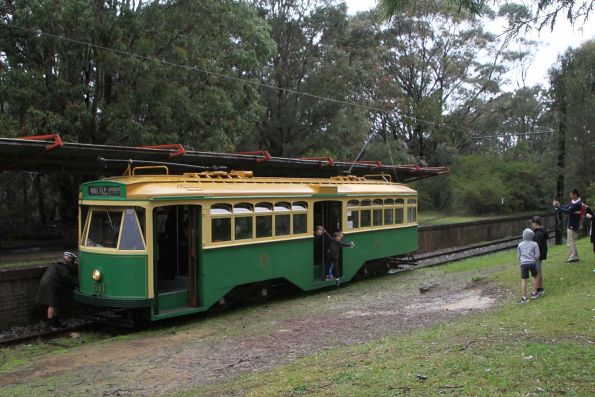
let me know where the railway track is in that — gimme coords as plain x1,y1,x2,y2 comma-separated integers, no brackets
1,233,545,348
0,311,137,348
0,321,94,348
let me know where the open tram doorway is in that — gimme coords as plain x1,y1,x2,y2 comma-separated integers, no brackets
313,201,342,280
153,205,201,310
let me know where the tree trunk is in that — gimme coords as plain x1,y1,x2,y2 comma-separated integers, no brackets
22,173,29,225
36,174,47,225
555,98,566,245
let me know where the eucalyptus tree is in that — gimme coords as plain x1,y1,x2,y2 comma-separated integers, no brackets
245,0,370,158
0,0,275,229
0,0,274,151
377,0,593,32
549,40,595,201
346,5,506,164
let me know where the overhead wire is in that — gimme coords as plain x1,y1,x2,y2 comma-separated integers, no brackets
0,22,553,143
1,22,473,137
470,130,554,139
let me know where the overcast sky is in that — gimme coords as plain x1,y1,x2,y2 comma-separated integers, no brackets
344,0,595,89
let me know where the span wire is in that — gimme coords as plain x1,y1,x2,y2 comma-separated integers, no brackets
0,22,470,137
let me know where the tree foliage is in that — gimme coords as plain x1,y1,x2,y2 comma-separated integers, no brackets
244,0,369,157
377,0,593,32
450,154,545,214
0,0,275,150
0,0,591,229
548,40,595,199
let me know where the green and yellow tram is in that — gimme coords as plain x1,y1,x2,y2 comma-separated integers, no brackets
74,166,419,321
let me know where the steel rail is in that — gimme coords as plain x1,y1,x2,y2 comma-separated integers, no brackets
0,321,95,348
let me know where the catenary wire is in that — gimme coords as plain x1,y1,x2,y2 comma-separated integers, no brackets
0,23,554,140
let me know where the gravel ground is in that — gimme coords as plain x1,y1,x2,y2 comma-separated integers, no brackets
0,261,511,397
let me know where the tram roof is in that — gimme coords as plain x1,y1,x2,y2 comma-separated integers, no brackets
0,136,449,182
85,173,418,200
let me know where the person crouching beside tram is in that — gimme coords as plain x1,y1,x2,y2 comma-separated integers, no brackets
325,232,355,280
36,252,78,330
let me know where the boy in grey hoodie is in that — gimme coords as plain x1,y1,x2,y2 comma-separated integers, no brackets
517,228,540,304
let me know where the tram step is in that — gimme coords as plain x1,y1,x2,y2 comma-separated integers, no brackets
152,305,204,320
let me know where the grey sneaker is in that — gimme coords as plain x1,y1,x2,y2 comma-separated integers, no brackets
518,297,529,304
537,288,545,296
530,291,540,299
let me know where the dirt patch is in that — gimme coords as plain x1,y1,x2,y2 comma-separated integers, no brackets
1,269,507,396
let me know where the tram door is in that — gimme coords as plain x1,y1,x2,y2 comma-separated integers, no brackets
153,205,201,311
313,201,342,279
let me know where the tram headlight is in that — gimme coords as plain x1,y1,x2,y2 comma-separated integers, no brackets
92,269,102,282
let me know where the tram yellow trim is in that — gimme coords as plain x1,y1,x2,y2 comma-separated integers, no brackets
79,247,148,255
203,234,313,250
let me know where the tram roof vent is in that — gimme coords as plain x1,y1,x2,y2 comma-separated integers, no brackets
330,175,364,182
229,170,253,178
181,170,253,179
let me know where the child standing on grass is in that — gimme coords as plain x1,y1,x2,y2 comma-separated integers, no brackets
517,228,540,304
530,216,548,298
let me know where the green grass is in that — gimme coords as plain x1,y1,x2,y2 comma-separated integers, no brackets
0,259,49,270
418,210,539,225
175,238,595,397
418,210,503,225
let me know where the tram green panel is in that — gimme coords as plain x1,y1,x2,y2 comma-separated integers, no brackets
341,226,417,281
200,227,416,296
202,239,313,292
78,252,148,298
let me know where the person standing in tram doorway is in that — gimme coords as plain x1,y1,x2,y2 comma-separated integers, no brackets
314,226,332,277
36,252,78,330
325,232,355,280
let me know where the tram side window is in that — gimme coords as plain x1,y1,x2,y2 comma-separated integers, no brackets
135,207,146,237
407,199,417,222
274,202,291,236
347,200,359,229
360,200,371,227
120,208,145,250
373,199,383,226
234,203,253,240
86,209,123,248
80,205,90,243
255,202,273,238
292,202,308,234
384,199,394,225
395,199,404,224
211,204,232,242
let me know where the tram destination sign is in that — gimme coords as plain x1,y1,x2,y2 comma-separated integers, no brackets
87,185,122,197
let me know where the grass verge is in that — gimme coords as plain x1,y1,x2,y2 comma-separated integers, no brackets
177,238,595,397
